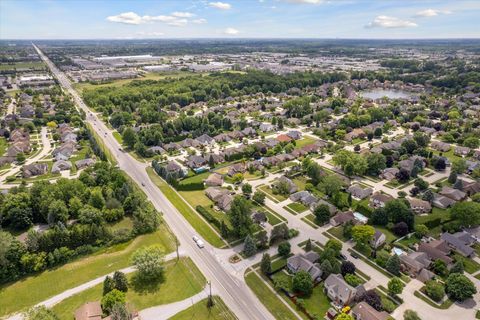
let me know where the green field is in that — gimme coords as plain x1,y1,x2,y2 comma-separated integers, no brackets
169,296,236,320
286,202,308,214
302,285,331,318
0,61,46,70
245,271,298,320
258,185,287,203
52,258,205,320
295,137,317,149
0,137,7,156
146,167,225,248
0,225,174,317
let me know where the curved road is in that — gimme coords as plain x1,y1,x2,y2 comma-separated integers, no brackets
33,44,274,320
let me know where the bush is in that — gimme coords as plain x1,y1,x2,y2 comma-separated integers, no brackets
278,241,291,257
381,297,396,313
101,289,126,314
344,274,362,287
425,280,445,302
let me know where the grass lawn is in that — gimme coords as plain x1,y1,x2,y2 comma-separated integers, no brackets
112,131,123,144
452,253,480,274
52,258,205,320
303,214,324,228
302,285,331,318
265,209,283,226
86,123,117,165
374,226,398,244
295,137,317,149
286,202,308,214
413,291,454,309
0,137,7,156
415,208,451,237
169,296,236,320
146,167,225,248
245,272,298,320
271,257,289,273
271,271,293,292
258,185,287,203
108,216,134,232
0,225,174,317
326,226,349,242
0,61,46,70
292,176,308,191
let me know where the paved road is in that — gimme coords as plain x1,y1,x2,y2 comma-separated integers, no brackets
34,44,272,320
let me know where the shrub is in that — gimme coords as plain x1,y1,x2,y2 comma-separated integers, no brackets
425,280,445,302
345,274,362,287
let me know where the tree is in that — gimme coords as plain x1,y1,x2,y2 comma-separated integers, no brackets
366,153,387,176
453,178,463,190
396,168,410,183
384,199,414,231
320,259,334,279
242,183,252,196
425,280,445,302
243,235,257,257
414,178,428,191
336,313,354,320
131,245,164,282
371,208,389,226
434,157,446,171
415,224,428,238
122,127,137,149
318,175,344,197
252,191,265,205
404,310,422,320
292,270,313,295
113,271,128,293
362,289,382,311
341,261,356,276
16,152,26,163
422,189,434,203
448,171,457,184
278,241,291,257
305,239,312,252
101,289,126,314
450,261,464,274
393,222,409,237
388,277,404,295
110,303,132,320
463,137,479,149
103,275,115,295
260,253,272,275
445,273,476,301
47,200,69,225
313,204,331,225
228,196,253,238
24,306,59,320
451,159,467,174
432,259,448,277
351,225,375,248
386,254,401,276
270,223,289,244
450,202,480,228
325,239,342,257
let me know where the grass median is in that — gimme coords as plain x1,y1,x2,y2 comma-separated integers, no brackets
146,167,225,248
0,225,174,317
170,296,236,320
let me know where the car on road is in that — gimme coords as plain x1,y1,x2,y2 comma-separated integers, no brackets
339,253,347,260
141,182,145,187
192,235,204,248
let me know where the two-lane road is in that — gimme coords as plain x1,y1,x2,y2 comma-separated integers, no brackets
33,44,275,320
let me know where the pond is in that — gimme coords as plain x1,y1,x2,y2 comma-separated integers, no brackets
360,89,411,100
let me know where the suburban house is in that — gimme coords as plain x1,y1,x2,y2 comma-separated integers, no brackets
196,134,215,146
204,173,223,187
75,158,96,169
431,141,451,152
399,252,431,276
286,130,302,140
417,240,453,266
287,252,322,282
22,163,48,178
185,155,208,170
371,229,386,249
324,274,357,306
441,232,476,257
227,162,246,177
330,211,355,227
369,192,394,209
454,146,471,157
251,211,267,224
380,168,399,181
147,146,166,155
432,194,457,209
347,185,373,200
205,187,234,212
276,134,293,143
463,181,480,196
52,160,72,173
352,301,389,320
439,186,467,201
272,176,298,194
408,198,432,214
74,302,102,320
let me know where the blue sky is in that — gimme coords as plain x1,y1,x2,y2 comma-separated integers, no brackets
1,0,479,39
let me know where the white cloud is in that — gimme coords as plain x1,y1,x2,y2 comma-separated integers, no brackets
171,11,194,18
106,12,205,27
209,2,232,10
365,15,418,29
106,12,144,25
136,31,164,37
193,18,207,24
415,9,452,17
224,27,239,35
286,0,324,4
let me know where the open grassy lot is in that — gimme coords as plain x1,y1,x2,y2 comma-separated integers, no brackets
0,61,46,70
245,271,298,320
292,176,308,191
146,167,225,248
52,258,205,320
0,137,7,156
415,208,450,237
0,225,174,317
271,271,293,291
326,226,349,242
170,296,236,320
112,131,123,144
74,71,194,92
452,253,480,274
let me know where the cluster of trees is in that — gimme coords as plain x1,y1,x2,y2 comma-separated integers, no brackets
0,162,160,283
370,199,415,234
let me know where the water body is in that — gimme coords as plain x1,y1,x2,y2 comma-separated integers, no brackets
360,89,411,100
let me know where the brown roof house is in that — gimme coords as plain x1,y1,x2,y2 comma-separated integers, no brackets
204,173,224,187
352,301,389,320
22,163,48,178
287,252,322,282
74,301,102,320
408,198,432,214
330,211,355,227
369,192,394,209
439,186,467,201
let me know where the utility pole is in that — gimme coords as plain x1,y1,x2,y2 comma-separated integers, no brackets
207,280,214,308
175,236,179,260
